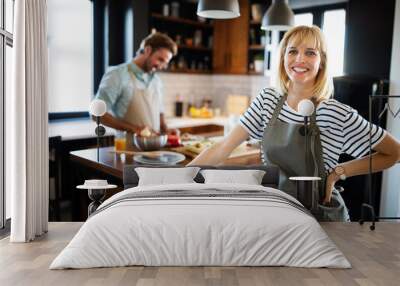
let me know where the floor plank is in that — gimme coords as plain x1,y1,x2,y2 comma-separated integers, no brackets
0,222,399,286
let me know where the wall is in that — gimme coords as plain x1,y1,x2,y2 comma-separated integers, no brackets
344,0,395,78
159,73,268,117
380,0,400,218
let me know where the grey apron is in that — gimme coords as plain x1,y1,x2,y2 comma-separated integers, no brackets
262,94,350,221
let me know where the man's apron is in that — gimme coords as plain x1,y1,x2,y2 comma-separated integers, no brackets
262,94,350,221
124,67,161,148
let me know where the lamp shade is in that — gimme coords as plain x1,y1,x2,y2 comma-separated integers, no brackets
197,0,240,19
297,99,315,117
261,0,294,31
89,99,107,117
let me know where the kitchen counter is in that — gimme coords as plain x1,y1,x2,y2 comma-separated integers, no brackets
166,116,228,129
49,116,229,141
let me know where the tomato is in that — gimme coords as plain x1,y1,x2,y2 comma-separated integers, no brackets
167,134,181,147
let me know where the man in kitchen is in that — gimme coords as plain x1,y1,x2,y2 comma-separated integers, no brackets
95,32,177,135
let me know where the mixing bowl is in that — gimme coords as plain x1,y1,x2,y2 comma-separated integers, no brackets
133,134,168,151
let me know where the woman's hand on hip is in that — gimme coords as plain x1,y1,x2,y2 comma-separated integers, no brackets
323,172,338,204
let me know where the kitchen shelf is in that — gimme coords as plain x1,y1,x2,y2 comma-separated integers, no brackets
248,71,264,75
250,20,262,25
249,44,265,51
164,69,212,75
178,44,212,52
151,13,213,29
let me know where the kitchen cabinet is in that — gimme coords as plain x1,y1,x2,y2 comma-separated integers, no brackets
149,0,214,74
147,0,269,75
248,0,271,75
212,0,249,74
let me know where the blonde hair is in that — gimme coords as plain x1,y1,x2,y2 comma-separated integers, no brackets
276,25,333,103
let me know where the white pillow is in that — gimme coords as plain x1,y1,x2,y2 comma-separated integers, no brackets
200,169,266,185
136,167,200,186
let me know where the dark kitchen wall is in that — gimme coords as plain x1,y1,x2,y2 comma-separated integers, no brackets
93,0,149,93
337,0,395,220
132,1,149,54
344,0,395,78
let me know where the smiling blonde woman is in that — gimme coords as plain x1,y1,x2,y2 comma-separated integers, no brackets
189,25,400,221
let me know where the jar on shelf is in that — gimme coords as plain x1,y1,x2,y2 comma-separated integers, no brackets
175,35,182,45
171,2,179,17
194,30,202,47
185,38,193,46
162,4,169,16
260,35,267,46
249,29,256,45
204,56,210,70
197,61,204,71
207,36,213,48
251,4,263,22
177,56,186,70
190,60,196,70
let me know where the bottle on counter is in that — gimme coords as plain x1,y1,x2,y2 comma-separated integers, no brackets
202,97,212,109
175,94,183,117
186,101,192,116
187,93,195,116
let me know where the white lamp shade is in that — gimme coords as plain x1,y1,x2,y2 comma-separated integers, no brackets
297,99,315,116
89,99,107,117
197,0,240,19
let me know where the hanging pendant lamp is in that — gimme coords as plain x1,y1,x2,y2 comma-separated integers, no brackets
197,0,240,19
261,0,294,31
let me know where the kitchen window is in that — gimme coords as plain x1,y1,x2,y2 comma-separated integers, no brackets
322,9,346,76
47,0,93,119
294,13,313,27
294,3,347,77
1,0,13,232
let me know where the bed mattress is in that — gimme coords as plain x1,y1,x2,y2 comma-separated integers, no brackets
50,183,351,269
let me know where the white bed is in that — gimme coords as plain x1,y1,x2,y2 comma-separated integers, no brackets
50,182,351,269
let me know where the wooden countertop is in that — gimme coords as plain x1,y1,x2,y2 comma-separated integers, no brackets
70,145,261,179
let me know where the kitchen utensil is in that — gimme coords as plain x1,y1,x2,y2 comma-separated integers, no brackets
133,134,168,151
133,151,185,165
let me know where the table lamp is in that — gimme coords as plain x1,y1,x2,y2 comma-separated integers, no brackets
298,99,314,162
89,99,107,161
293,99,317,210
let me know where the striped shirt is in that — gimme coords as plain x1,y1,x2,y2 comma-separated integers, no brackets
239,87,386,172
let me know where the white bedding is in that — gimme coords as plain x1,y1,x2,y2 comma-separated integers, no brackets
50,183,351,269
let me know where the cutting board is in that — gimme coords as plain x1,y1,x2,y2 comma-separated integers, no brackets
171,141,260,159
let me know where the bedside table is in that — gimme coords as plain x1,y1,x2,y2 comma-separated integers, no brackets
77,180,117,216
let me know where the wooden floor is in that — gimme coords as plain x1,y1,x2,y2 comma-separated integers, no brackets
0,222,399,286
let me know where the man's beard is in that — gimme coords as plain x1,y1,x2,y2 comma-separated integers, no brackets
144,59,155,74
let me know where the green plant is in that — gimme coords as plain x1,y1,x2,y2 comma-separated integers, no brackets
254,53,264,61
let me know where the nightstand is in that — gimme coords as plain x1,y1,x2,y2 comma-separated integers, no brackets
77,180,117,216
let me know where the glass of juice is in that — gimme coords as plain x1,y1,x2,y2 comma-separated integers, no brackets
114,130,126,151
